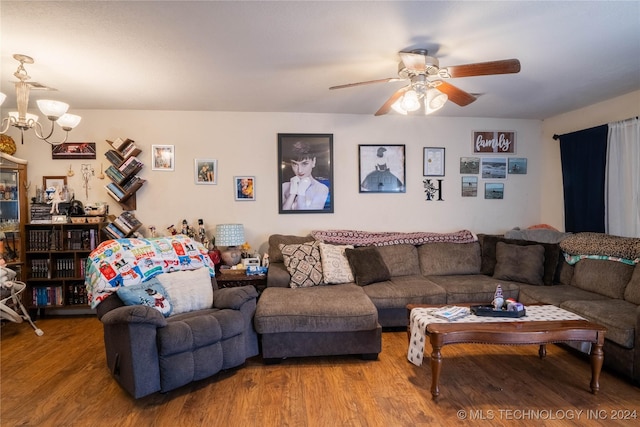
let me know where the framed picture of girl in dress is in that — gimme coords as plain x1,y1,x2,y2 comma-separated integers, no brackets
359,144,406,193
278,133,333,214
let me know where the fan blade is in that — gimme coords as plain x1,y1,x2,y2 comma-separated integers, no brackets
399,52,426,72
435,81,477,106
374,87,409,116
329,77,403,90
445,59,521,78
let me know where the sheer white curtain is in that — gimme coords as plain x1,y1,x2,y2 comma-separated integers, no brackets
606,117,640,237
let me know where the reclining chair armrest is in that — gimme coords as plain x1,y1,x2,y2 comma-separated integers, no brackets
213,285,258,310
100,304,168,327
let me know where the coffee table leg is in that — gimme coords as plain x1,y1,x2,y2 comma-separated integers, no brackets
590,342,604,394
539,344,547,358
430,343,442,401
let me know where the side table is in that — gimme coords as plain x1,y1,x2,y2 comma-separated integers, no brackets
215,272,267,294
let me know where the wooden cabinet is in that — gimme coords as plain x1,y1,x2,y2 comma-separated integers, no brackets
24,222,104,309
104,138,145,211
0,153,28,280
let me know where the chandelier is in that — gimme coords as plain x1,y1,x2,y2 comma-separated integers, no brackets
0,54,81,145
391,74,448,115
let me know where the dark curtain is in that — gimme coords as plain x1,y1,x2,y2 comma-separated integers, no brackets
558,125,608,233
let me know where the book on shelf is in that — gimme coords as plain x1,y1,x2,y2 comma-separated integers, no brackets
106,182,125,199
121,142,141,159
104,223,125,239
121,176,144,192
105,149,124,166
105,165,125,182
431,305,470,321
108,137,129,151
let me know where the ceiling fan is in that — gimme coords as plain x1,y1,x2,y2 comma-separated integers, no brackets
329,49,521,116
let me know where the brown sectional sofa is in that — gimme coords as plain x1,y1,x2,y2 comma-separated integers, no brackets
254,232,640,385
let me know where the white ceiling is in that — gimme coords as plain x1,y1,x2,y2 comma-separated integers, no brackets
1,1,639,120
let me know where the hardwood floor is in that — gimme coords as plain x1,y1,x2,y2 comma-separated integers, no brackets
1,317,639,427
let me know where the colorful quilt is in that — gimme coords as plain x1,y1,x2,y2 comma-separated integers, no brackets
310,229,477,247
85,235,215,308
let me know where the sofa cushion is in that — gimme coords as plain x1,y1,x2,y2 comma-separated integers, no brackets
345,246,391,286
254,284,378,333
377,244,420,277
623,265,640,305
362,275,446,309
318,242,354,284
417,242,481,276
280,241,324,288
517,284,609,306
478,234,560,285
493,242,545,285
426,275,519,304
116,279,173,317
156,268,214,316
560,299,637,349
268,234,314,263
571,259,634,299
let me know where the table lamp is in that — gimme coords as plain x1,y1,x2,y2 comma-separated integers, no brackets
215,224,245,266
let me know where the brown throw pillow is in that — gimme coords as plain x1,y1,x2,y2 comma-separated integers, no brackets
493,242,545,285
478,234,560,285
344,246,391,286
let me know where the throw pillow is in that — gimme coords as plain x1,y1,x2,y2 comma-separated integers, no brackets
344,246,391,286
116,279,173,317
493,242,545,285
155,267,214,315
478,234,560,285
318,242,354,284
268,234,315,263
280,241,324,288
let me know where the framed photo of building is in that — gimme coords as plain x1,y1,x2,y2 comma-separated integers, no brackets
51,142,96,159
234,176,255,200
194,159,217,185
359,144,406,193
151,145,175,171
278,133,333,214
423,147,445,176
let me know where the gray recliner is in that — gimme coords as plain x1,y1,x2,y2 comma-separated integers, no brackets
96,283,258,398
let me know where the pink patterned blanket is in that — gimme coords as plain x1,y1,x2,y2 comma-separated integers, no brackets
310,229,477,247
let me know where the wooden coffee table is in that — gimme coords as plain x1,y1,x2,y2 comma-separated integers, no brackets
407,304,607,401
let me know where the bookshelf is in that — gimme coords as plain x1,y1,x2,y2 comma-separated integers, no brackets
24,222,104,310
104,138,145,211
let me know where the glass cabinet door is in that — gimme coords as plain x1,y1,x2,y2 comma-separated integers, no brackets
0,153,28,269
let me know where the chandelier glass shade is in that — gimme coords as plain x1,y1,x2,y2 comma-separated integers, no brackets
0,54,81,145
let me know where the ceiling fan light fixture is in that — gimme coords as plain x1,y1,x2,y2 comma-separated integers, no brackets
400,90,421,112
36,100,70,120
425,89,448,114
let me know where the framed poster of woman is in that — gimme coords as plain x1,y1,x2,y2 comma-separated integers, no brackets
278,133,333,214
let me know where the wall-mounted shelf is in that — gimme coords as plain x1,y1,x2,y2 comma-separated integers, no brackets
104,138,145,211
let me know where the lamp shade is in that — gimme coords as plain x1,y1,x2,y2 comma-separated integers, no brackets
37,99,69,119
215,224,245,247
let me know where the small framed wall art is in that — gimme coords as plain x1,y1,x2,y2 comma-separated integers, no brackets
461,176,478,197
485,182,504,199
51,142,96,160
151,145,175,171
43,175,67,190
423,147,445,176
508,158,528,174
194,159,217,184
359,144,406,193
234,176,255,200
481,157,507,179
472,131,516,154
